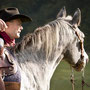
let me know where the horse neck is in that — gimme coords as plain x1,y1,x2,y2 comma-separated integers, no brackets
15,23,70,73
15,22,68,59
14,19,73,71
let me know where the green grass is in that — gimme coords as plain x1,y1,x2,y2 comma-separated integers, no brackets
50,60,90,90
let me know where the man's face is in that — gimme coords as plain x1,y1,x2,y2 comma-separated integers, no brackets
5,19,23,39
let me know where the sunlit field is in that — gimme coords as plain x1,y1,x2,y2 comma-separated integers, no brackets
51,55,90,90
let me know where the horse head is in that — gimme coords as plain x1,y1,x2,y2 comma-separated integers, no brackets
57,7,89,71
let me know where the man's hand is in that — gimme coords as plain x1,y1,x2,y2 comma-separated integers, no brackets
0,19,7,32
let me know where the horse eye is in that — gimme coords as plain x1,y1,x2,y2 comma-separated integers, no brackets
76,42,81,51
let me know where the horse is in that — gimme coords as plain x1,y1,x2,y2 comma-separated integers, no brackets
10,7,88,90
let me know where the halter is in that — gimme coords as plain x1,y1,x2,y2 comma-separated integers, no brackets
68,23,84,90
69,24,84,60
67,23,90,90
59,18,84,60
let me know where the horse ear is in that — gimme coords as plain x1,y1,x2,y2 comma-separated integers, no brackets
71,8,81,26
56,6,66,18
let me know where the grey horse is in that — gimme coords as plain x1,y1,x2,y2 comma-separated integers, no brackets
11,7,88,90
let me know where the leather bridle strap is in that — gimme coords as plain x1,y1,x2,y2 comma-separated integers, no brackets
70,25,84,60
82,69,85,90
74,31,84,59
70,68,75,90
81,69,90,90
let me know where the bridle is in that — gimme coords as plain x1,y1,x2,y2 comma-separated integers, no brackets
69,24,84,60
72,26,84,60
59,18,84,60
58,18,89,90
67,23,90,90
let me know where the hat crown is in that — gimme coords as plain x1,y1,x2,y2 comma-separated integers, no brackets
5,7,20,15
0,7,20,21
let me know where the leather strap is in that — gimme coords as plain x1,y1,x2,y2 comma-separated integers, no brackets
4,82,21,90
0,74,5,90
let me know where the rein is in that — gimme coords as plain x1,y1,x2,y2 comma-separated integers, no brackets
70,68,90,90
69,24,84,90
70,68,75,90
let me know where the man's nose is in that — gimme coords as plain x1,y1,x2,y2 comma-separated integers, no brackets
20,26,23,30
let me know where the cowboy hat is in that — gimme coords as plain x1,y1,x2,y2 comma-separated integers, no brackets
0,7,32,22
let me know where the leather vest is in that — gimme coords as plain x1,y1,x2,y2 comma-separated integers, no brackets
0,37,17,77
0,48,17,77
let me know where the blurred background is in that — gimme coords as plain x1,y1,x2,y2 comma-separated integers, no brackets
0,0,90,90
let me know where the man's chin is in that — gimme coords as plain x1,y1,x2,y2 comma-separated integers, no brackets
15,35,20,38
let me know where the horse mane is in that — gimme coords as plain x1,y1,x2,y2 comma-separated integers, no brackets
13,18,75,58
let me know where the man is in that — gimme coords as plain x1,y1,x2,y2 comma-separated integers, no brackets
0,7,32,90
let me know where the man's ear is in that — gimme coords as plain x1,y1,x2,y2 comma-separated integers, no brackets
70,8,81,27
5,22,9,27
56,6,66,18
